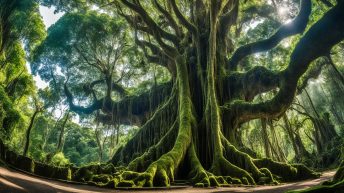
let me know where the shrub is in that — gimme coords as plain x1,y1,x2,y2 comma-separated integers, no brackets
51,152,70,167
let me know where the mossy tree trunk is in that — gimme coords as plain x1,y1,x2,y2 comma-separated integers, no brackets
65,0,344,187
261,118,272,158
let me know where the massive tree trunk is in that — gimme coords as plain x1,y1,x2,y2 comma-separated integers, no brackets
65,0,344,187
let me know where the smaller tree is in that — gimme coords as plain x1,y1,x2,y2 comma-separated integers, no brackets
23,97,43,156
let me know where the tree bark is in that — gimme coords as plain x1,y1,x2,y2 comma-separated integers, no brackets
23,109,40,157
56,111,70,153
64,0,344,187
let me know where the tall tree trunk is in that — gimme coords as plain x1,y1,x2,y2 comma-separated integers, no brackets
95,125,103,162
23,109,40,156
63,0,344,186
56,111,70,153
305,89,338,142
282,114,300,158
268,120,287,162
294,129,310,158
261,119,272,158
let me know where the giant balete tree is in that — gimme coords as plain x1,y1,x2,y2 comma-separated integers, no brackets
35,0,344,187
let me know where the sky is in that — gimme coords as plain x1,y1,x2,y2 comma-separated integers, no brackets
39,6,64,30
29,6,64,89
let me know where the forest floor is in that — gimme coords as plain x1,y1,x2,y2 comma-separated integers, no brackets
0,166,335,193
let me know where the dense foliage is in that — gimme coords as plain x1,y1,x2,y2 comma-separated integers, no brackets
0,0,344,192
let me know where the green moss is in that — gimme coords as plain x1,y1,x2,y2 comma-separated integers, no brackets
103,179,116,188
91,174,113,184
241,177,249,185
209,176,220,187
225,176,233,184
115,65,194,188
194,182,204,187
135,172,153,187
121,171,140,180
254,158,298,182
72,163,117,182
153,167,170,187
200,178,210,187
117,180,135,187
215,176,227,184
34,162,71,180
214,156,255,185
221,136,263,182
259,168,275,184
0,86,20,134
232,177,242,184
292,164,319,180
99,163,116,174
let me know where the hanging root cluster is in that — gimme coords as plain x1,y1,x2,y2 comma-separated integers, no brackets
65,0,344,188
108,80,318,188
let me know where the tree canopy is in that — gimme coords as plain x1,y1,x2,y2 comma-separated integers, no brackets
0,0,344,192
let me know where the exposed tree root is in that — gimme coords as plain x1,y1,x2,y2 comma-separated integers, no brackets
105,1,344,188
116,109,192,187
254,158,319,182
128,120,178,172
221,134,266,182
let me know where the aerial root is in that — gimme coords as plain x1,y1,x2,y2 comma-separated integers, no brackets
187,142,254,187
117,155,174,187
220,134,276,184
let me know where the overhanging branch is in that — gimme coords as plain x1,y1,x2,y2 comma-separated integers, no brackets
223,1,344,125
228,0,312,70
223,66,280,102
64,81,173,125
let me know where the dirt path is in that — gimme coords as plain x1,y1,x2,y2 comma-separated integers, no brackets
0,166,335,193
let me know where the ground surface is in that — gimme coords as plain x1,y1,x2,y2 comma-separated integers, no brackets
0,166,335,193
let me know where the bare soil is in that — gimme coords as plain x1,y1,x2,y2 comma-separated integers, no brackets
0,166,335,193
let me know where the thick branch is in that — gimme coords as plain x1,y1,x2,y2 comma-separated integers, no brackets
65,81,173,125
135,33,170,66
223,1,344,125
228,0,312,70
223,58,327,104
152,0,182,37
120,0,179,57
169,0,197,34
223,66,280,102
219,0,239,37
65,83,103,114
